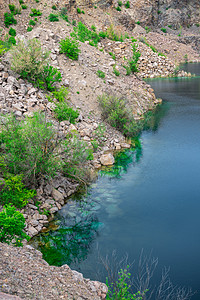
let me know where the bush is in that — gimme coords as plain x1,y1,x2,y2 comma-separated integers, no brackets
113,66,120,76
8,36,16,45
0,204,29,246
4,12,17,28
0,175,36,208
116,6,121,11
52,86,69,102
99,31,107,38
10,38,61,91
9,4,16,12
127,42,141,73
30,8,42,17
118,1,122,6
29,19,36,26
97,70,105,78
52,5,57,10
77,7,82,14
109,52,116,60
71,21,101,46
21,4,27,9
161,27,167,33
125,1,130,8
60,7,68,16
0,113,61,185
59,36,80,60
27,26,33,32
98,94,142,137
54,101,79,123
9,27,16,36
106,24,124,42
48,13,59,22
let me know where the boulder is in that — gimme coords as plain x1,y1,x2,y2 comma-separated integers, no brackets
100,153,115,166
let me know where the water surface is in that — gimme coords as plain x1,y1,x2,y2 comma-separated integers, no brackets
32,64,200,299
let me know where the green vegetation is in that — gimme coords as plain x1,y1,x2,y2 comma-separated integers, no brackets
113,66,120,76
71,22,101,46
0,175,36,208
59,36,80,60
9,27,16,36
124,42,141,74
0,113,60,185
125,1,130,8
52,5,57,10
0,204,29,246
161,27,167,33
8,36,16,45
29,19,36,26
116,6,121,11
77,7,82,14
106,266,145,300
10,38,61,91
48,13,59,22
136,21,140,25
99,94,142,137
4,12,17,28
30,8,42,17
97,70,105,78
106,24,124,42
54,102,79,123
118,1,122,6
27,26,33,32
109,52,116,60
21,4,27,9
145,26,151,33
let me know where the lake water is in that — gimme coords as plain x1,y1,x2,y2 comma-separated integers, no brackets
32,64,200,299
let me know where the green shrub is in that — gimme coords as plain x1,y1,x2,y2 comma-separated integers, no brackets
4,12,17,28
97,70,105,78
30,8,42,17
9,38,61,91
36,65,62,91
8,36,16,45
0,204,30,246
113,66,120,76
99,31,107,38
0,175,36,208
72,20,76,26
71,21,101,46
145,26,151,33
19,0,24,4
62,15,69,22
106,24,124,42
109,52,116,60
27,26,33,32
9,4,16,12
161,27,167,33
52,5,57,10
125,1,130,8
21,4,27,9
60,7,68,16
9,27,16,36
54,101,79,123
125,42,141,73
63,134,93,183
0,113,61,185
0,35,14,53
77,7,82,13
136,21,140,25
48,13,59,22
52,86,69,102
59,36,80,60
91,25,96,32
118,1,122,6
13,7,21,15
106,266,145,300
116,6,121,11
29,19,36,26
98,94,142,137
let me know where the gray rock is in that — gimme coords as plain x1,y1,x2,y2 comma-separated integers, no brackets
100,153,115,166
52,188,64,202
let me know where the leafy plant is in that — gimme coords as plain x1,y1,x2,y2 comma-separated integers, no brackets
71,22,101,46
52,5,57,10
0,204,30,246
54,101,79,123
125,1,130,8
125,42,141,73
106,24,124,42
161,27,167,33
116,6,121,11
145,26,151,33
9,4,16,12
118,1,122,6
4,12,17,28
106,266,145,299
99,31,107,38
27,26,33,32
136,21,140,25
60,7,68,16
52,86,69,102
8,36,16,45
97,70,105,78
30,8,42,17
60,36,80,60
0,113,61,185
48,13,59,22
113,66,120,76
21,4,27,9
109,52,116,60
77,7,82,14
91,25,96,32
29,19,36,26
0,175,36,208
36,65,62,91
9,27,16,36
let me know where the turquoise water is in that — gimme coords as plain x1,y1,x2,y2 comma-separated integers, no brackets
32,64,200,299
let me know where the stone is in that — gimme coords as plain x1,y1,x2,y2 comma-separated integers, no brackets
28,226,38,237
120,143,131,149
52,188,64,202
100,153,115,166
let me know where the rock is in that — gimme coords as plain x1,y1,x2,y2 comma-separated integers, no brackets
52,188,64,202
72,270,84,282
100,153,115,166
28,226,38,237
120,143,131,149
